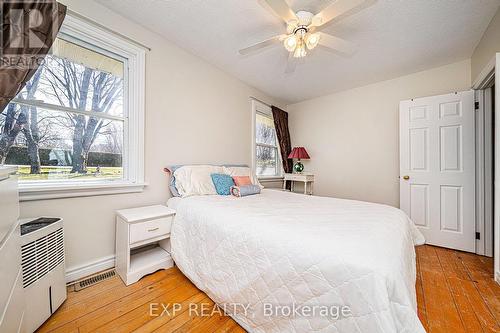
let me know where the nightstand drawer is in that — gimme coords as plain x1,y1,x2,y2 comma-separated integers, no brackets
129,217,172,244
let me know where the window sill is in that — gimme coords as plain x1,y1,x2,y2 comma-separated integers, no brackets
19,181,147,202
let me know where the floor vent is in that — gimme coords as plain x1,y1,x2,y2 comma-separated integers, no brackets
71,269,116,292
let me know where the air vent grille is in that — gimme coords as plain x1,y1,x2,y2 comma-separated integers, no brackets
21,227,64,288
73,269,116,292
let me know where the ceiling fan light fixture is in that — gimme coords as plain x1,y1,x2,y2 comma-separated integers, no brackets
284,35,298,52
293,44,307,58
306,33,321,50
238,0,367,72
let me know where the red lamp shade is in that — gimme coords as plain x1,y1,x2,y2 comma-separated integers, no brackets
288,147,310,160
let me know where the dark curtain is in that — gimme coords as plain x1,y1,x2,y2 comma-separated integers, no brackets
0,0,67,111
272,105,292,190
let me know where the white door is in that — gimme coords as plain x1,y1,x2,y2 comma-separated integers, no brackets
400,91,475,252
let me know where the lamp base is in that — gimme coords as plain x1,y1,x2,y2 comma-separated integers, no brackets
293,161,304,173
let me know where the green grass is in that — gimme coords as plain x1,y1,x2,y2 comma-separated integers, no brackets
14,165,123,181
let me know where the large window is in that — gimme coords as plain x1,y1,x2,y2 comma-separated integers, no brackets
0,14,145,200
252,100,281,177
3,37,125,181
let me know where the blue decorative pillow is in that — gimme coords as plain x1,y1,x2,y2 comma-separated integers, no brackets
210,173,235,195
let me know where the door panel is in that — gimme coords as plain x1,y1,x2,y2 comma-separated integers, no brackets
440,185,462,232
410,128,429,171
410,184,429,228
400,91,475,252
439,101,461,118
410,105,428,120
440,125,462,171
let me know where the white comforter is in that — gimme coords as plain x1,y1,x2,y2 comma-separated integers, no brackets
168,190,425,333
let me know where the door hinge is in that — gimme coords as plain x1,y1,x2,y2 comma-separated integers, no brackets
475,101,480,110
476,232,480,240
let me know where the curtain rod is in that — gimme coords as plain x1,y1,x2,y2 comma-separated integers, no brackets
250,96,273,108
67,9,152,51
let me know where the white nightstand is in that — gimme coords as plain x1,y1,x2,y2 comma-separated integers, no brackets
115,205,175,285
283,173,314,195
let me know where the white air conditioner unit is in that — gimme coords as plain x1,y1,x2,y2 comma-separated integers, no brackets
20,218,67,333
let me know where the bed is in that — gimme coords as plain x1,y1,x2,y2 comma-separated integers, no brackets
168,189,426,333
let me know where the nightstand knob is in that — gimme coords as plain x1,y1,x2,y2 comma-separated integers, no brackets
403,175,410,180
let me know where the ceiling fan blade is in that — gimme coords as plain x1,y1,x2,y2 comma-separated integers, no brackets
239,35,286,55
318,32,356,55
260,0,297,23
311,0,367,27
285,52,297,74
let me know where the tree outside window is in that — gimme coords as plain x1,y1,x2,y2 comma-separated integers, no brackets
255,112,280,177
0,37,125,181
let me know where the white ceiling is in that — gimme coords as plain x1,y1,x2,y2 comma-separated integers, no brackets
96,0,500,103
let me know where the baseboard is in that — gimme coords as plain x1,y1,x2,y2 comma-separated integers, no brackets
65,255,115,284
496,271,500,285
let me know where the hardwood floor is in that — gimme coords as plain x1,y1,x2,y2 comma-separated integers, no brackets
416,245,499,333
37,245,499,333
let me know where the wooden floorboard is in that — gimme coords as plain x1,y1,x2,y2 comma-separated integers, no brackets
37,245,500,333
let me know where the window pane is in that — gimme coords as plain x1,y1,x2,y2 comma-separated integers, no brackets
18,37,125,118
256,113,277,146
1,104,123,181
256,145,278,176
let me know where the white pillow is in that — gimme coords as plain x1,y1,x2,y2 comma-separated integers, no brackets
173,165,224,197
223,166,264,189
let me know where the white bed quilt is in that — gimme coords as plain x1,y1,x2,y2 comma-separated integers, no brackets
168,190,426,333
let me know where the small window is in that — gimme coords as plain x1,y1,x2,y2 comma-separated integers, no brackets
252,100,281,177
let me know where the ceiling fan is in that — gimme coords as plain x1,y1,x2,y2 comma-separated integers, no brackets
239,0,369,73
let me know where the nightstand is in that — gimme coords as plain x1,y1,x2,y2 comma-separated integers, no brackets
283,173,314,195
115,205,175,285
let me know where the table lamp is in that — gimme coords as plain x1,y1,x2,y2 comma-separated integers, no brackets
288,147,310,173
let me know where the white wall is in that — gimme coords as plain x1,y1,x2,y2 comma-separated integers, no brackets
19,0,284,279
288,60,471,207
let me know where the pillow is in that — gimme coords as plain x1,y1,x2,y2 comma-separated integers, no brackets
223,166,264,189
167,164,249,197
211,173,234,195
233,176,252,186
230,185,261,197
173,165,224,197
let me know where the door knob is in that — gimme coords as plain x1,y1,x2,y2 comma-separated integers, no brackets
403,175,410,180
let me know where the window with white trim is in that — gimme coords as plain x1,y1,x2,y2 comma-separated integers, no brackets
252,100,281,178
0,14,145,199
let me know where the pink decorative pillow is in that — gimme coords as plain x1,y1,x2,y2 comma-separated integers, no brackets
232,176,252,186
